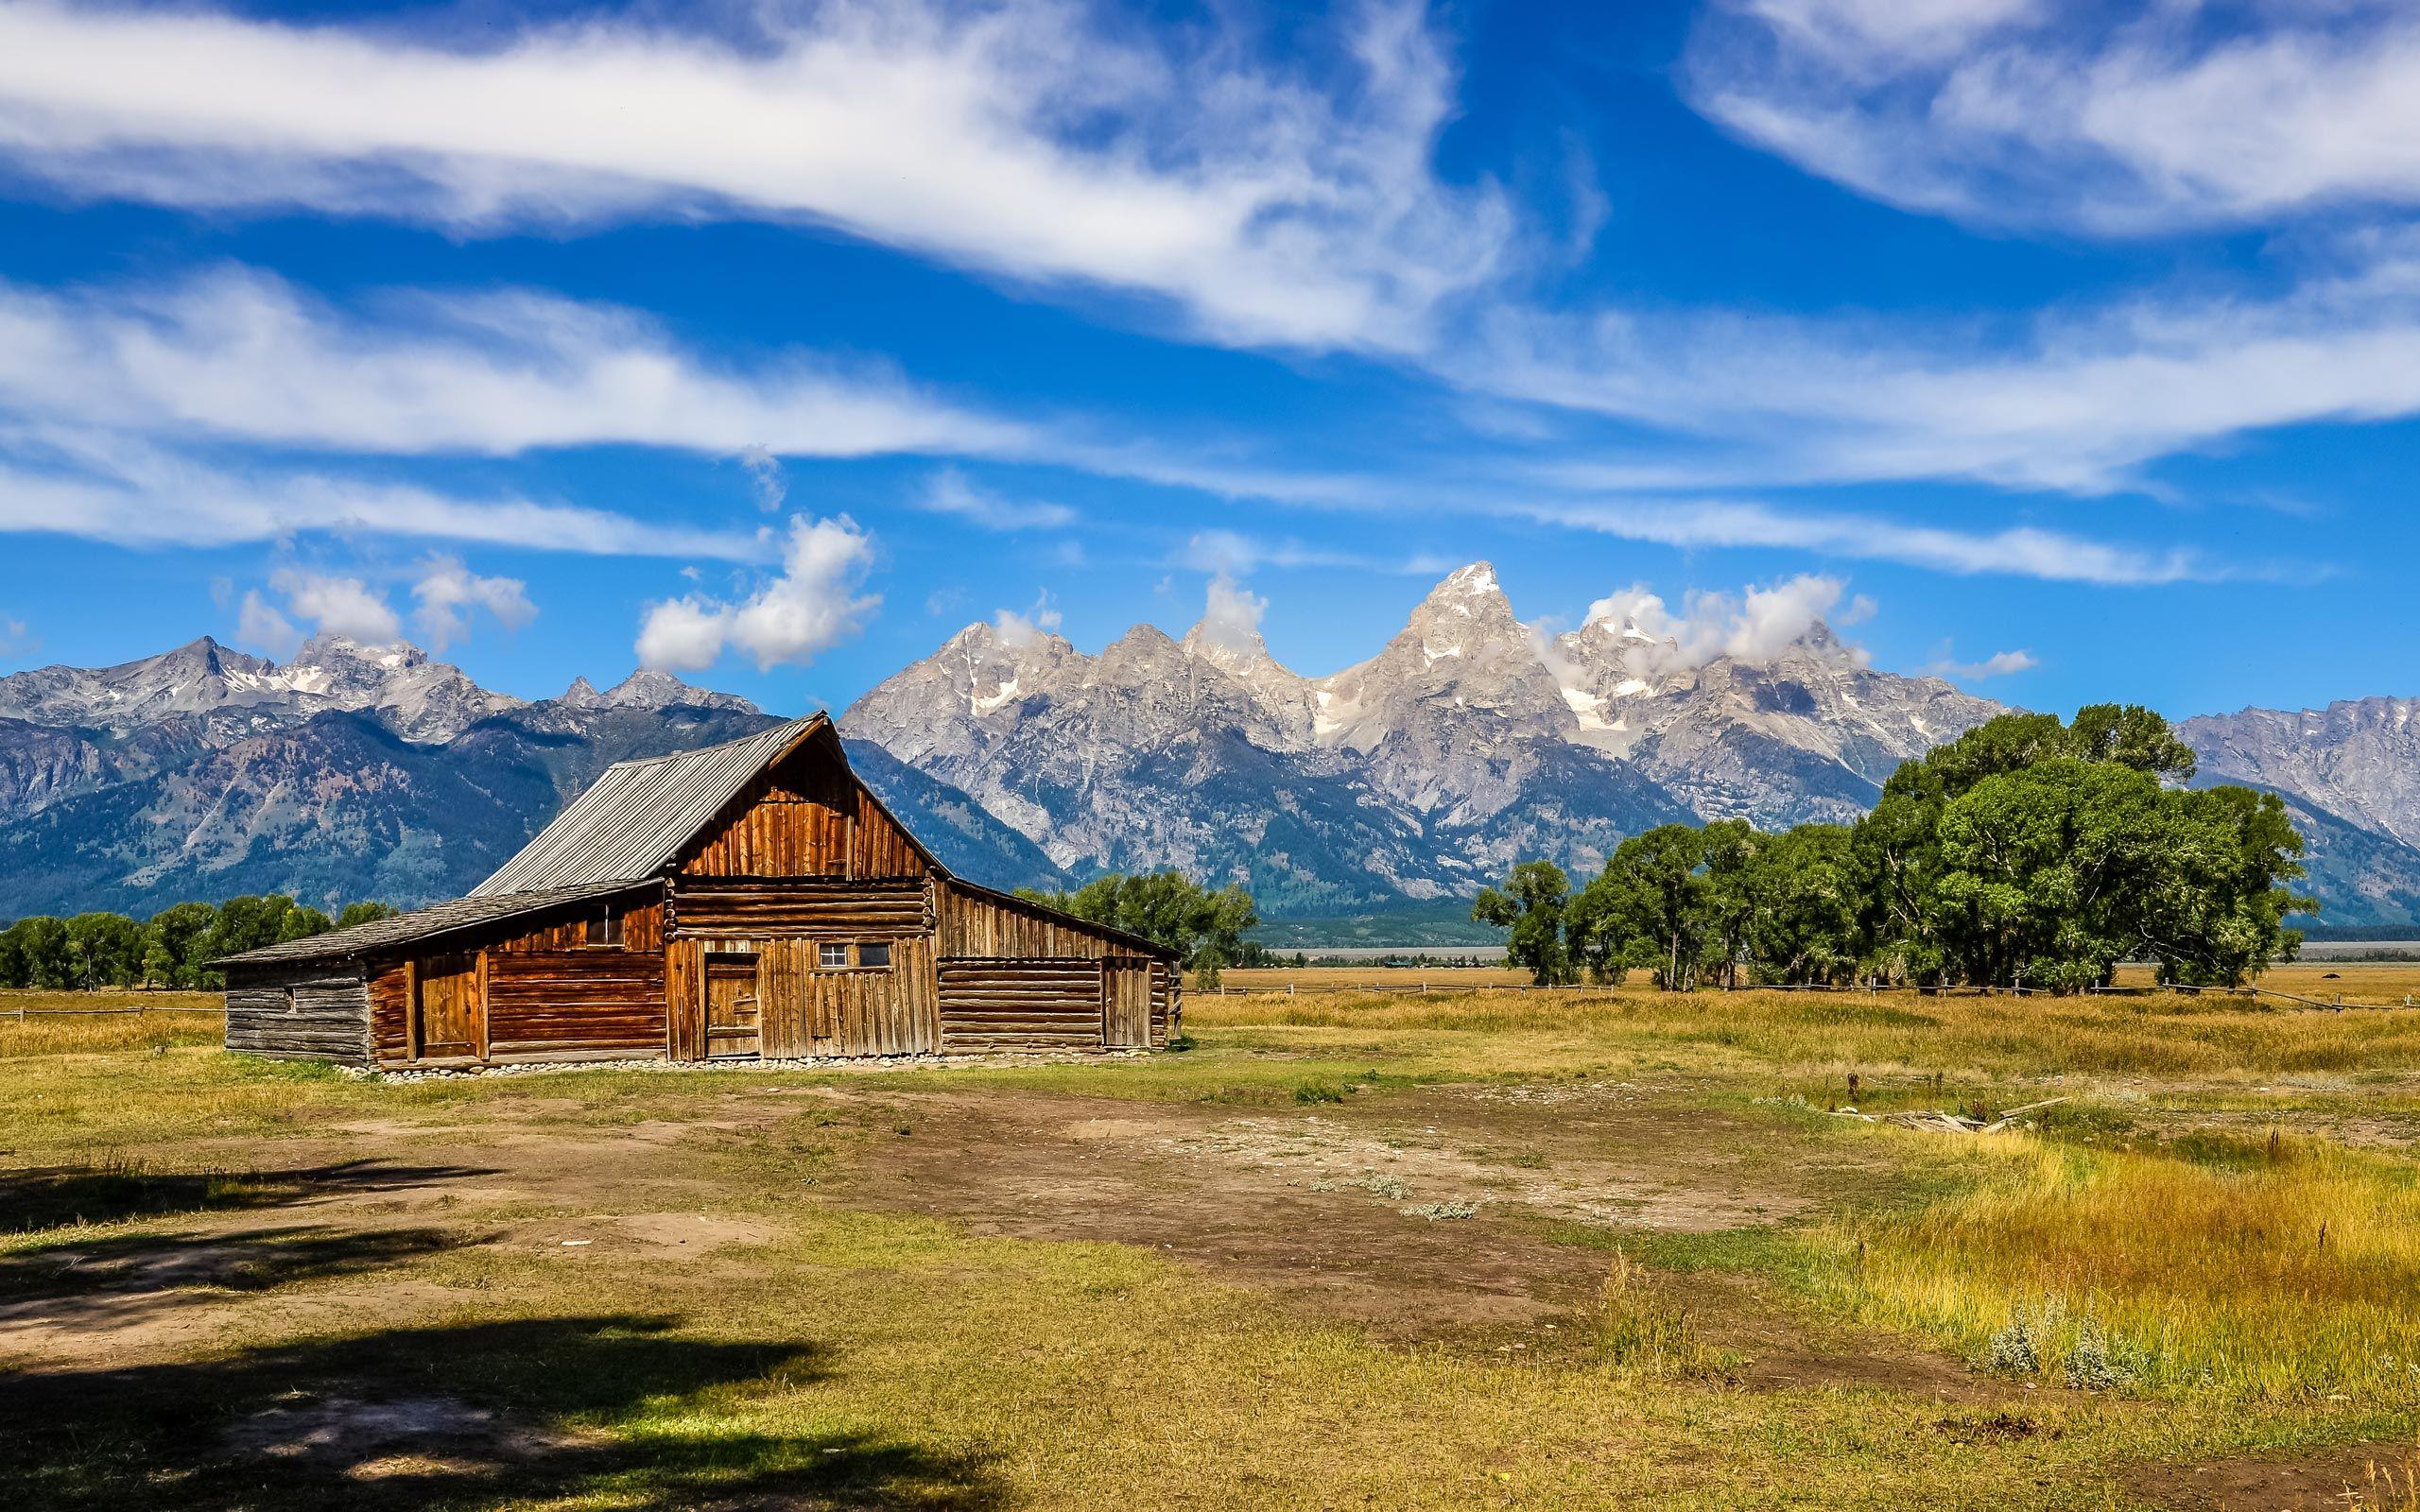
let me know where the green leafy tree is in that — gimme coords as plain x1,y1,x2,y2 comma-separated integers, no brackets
63,913,146,989
1021,871,1259,990
5,916,71,989
193,895,333,986
336,901,401,929
1472,861,1574,985
1743,824,1861,986
1579,825,1713,990
141,902,220,988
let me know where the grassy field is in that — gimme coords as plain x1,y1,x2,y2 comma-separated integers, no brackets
9,987,2420,1508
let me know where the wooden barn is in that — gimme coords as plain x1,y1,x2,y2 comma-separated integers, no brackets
216,715,1181,1068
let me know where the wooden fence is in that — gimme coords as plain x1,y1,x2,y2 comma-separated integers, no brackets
1215,979,2418,1011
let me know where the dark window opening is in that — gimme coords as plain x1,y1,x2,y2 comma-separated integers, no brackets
584,907,623,947
857,940,892,969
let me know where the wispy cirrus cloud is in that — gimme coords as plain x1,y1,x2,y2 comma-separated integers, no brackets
912,467,1076,531
1924,646,2039,681
0,0,1509,352
0,267,1031,460
1464,238,2420,495
1515,494,2210,586
2,0,2413,558
1686,0,2420,234
0,429,771,558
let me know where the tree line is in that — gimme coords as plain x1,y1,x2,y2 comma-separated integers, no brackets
0,895,398,991
1475,705,2308,993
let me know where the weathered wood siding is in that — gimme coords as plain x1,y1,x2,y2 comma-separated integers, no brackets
361,893,666,1068
225,964,372,1064
1151,962,1179,1044
681,744,927,881
370,962,410,1064
938,957,1105,1052
666,936,706,1060
936,883,1131,960
671,877,928,937
485,951,666,1059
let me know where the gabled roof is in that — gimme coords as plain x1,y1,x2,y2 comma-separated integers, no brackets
215,880,653,969
471,714,838,897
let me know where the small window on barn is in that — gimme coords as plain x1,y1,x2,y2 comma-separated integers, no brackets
818,942,849,970
858,940,892,970
283,987,299,1016
584,907,623,948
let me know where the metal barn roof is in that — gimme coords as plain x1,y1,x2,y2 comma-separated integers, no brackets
469,715,824,897
214,879,652,969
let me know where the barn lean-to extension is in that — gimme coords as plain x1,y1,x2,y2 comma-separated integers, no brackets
216,714,1180,1068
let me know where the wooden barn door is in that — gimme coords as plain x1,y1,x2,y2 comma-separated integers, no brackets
704,953,763,1059
412,952,485,1061
1102,958,1153,1050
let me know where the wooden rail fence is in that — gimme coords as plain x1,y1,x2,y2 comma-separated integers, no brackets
1216,980,2418,1011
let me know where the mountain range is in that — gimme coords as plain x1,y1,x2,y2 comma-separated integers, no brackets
2,564,2415,933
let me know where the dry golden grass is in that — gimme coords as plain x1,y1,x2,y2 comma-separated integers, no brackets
1188,984,2420,1085
1219,964,1536,990
1822,1129,2420,1403
0,991,224,1058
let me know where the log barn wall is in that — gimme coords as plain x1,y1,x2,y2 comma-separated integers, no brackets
936,881,1128,960
938,957,1109,1052
225,965,371,1062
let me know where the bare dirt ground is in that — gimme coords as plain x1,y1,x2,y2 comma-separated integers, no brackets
2123,1435,2420,1511
836,1079,2014,1399
3,1075,1986,1399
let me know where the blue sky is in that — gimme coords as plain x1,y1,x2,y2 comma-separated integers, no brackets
0,0,2414,722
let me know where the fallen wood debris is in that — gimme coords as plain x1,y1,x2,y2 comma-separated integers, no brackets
1826,1096,2069,1134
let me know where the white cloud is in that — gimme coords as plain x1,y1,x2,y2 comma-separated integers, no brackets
0,0,1508,352
1579,572,1858,675
738,446,786,514
0,268,1030,461
914,467,1075,531
1688,1,2420,234
0,438,769,559
1924,646,2038,680
411,556,537,651
268,567,401,644
635,514,878,671
1520,495,2208,585
0,613,36,658
1180,527,1453,577
1196,572,1269,653
0,264,2308,585
631,595,730,674
1467,239,2420,498
991,593,1064,648
234,590,299,659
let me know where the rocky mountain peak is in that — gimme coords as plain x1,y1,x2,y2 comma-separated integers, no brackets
596,670,758,713
559,675,605,707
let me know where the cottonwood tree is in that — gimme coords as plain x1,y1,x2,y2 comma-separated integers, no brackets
1471,860,1575,985
1476,705,2304,994
1020,870,1259,990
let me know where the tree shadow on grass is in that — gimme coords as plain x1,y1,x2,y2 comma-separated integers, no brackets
0,1222,470,1334
0,1314,1010,1511
4,1158,501,1233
